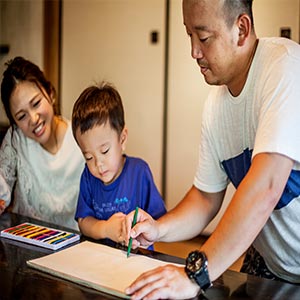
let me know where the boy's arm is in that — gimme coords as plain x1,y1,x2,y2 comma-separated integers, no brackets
78,212,126,243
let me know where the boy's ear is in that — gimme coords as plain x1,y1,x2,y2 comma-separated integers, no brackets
121,127,128,151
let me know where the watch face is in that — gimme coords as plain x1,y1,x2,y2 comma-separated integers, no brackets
185,250,211,292
187,251,203,273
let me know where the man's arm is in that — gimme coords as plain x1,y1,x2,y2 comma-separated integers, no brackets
125,152,293,300
201,152,294,281
127,186,226,248
157,186,226,242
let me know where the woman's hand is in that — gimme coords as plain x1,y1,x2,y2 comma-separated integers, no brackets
0,199,6,215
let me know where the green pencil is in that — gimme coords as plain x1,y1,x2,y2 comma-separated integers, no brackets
127,206,139,258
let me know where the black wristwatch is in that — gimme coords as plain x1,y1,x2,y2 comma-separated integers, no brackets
185,250,212,293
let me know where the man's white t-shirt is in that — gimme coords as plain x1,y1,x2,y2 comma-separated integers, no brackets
194,37,300,283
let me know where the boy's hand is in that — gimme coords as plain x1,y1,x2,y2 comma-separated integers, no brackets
106,212,126,243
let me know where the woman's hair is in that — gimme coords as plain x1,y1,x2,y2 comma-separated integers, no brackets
223,0,254,29
72,82,125,141
1,56,56,126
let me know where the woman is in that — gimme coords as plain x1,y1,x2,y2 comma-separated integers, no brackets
0,56,84,230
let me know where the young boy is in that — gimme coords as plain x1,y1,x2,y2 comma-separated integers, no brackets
72,82,166,247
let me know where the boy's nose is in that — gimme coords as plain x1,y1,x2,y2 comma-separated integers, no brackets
95,157,104,171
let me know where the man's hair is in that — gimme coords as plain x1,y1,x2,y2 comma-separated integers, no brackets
223,0,254,28
72,82,125,141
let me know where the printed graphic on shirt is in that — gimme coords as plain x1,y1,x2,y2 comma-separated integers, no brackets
222,148,300,209
92,196,131,219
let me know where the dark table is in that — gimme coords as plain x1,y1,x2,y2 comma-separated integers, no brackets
1,212,300,300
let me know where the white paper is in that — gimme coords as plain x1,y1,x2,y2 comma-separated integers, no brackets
27,241,183,298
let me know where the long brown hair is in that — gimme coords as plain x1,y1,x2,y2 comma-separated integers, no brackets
1,56,57,126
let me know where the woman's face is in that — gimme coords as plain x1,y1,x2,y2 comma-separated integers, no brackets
9,81,55,147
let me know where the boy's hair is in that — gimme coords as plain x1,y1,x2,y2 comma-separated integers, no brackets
72,82,125,141
1,56,56,126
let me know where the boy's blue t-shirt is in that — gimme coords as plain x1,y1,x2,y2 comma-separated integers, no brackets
75,155,166,249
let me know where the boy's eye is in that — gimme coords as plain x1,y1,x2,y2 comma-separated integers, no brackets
102,148,109,155
85,156,93,161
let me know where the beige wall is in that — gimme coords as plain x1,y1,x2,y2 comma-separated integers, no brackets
254,0,299,41
0,0,43,124
61,0,165,191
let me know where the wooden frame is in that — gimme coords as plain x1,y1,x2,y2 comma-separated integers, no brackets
43,0,61,114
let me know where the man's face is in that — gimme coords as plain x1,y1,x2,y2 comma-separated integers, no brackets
183,0,240,88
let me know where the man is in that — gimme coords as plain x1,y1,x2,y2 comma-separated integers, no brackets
125,0,300,299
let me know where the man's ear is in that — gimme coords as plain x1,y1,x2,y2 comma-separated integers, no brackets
237,14,252,46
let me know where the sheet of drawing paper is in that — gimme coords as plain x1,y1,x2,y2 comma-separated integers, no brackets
27,241,183,299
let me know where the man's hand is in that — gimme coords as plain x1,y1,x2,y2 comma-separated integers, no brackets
125,264,200,300
125,208,159,249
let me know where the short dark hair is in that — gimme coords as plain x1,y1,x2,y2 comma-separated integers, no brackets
72,82,125,141
223,0,254,29
1,56,56,126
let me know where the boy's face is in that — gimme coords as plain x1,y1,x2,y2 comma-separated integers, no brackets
76,122,127,184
